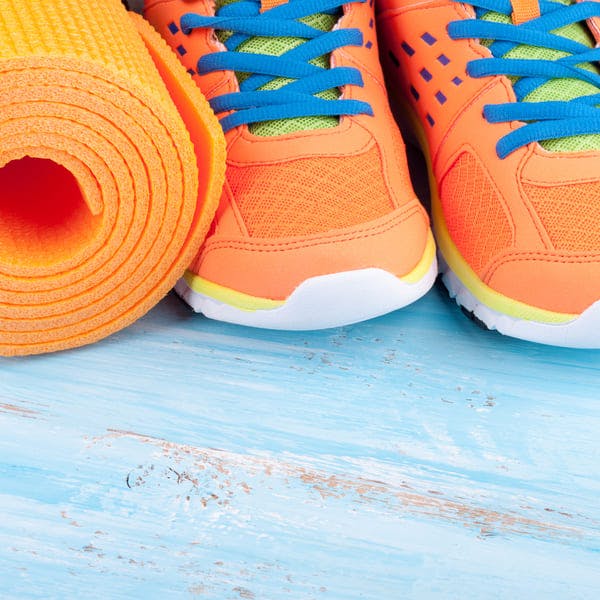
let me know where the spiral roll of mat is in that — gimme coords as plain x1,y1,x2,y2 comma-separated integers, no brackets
0,0,225,356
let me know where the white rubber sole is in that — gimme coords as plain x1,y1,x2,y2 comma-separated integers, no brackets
175,260,437,331
440,257,600,349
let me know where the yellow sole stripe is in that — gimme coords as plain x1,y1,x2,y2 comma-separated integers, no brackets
400,231,436,284
183,232,437,314
183,272,286,312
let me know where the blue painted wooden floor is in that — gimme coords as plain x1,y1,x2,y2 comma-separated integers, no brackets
1,282,599,599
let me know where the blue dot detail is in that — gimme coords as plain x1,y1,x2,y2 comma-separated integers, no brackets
177,45,187,56
401,41,415,57
389,51,400,68
452,76,463,86
168,22,179,35
420,68,433,82
421,32,437,46
365,41,373,50
437,54,450,66
410,85,420,101
187,68,196,76
426,113,435,126
435,91,447,105
369,18,374,29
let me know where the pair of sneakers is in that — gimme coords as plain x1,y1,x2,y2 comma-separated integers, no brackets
144,0,600,349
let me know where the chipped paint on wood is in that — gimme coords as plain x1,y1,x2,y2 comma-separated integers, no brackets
1,290,600,598
0,403,39,419
96,429,594,545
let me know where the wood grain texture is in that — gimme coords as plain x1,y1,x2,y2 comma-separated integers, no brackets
1,285,600,599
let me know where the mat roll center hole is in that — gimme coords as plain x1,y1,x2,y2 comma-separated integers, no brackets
0,157,101,267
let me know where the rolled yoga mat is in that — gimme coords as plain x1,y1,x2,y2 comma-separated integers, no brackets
0,0,225,356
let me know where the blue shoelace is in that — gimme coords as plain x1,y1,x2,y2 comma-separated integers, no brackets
448,0,600,158
180,0,373,133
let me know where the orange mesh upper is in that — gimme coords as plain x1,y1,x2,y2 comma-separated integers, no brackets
524,181,600,252
440,152,513,272
228,144,395,238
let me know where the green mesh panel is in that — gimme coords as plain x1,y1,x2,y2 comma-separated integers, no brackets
482,1,600,152
215,1,341,136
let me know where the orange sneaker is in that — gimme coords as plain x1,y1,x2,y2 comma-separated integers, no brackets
143,0,436,330
378,0,600,347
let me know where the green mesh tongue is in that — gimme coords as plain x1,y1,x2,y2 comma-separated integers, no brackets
215,0,341,136
482,0,600,152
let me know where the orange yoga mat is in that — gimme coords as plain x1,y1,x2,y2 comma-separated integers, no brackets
0,1,225,356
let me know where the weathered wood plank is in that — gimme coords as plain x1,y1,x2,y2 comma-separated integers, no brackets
1,287,599,598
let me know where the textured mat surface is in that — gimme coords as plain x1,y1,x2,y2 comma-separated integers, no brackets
0,0,225,356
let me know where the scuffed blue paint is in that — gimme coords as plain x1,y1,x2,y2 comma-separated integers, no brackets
1,285,599,599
